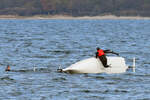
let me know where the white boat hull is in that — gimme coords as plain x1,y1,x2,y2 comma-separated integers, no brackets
62,57,128,74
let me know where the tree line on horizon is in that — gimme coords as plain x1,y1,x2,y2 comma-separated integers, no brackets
0,0,150,17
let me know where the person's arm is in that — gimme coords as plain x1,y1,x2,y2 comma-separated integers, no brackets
95,52,98,58
104,49,111,53
104,50,119,56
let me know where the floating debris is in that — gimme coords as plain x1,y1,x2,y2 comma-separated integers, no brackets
5,65,10,71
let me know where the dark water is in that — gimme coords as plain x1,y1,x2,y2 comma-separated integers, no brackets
0,19,150,100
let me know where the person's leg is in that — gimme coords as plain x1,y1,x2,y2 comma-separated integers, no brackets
99,56,106,67
101,55,109,68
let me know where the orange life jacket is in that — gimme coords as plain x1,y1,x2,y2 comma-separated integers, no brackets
97,49,105,56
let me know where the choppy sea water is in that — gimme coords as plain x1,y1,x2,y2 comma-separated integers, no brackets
0,19,150,100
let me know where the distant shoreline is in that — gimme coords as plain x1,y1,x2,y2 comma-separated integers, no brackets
0,15,150,20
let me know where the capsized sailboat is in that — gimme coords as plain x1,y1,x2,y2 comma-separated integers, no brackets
58,56,135,74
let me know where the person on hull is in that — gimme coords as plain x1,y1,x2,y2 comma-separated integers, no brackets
96,47,119,68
